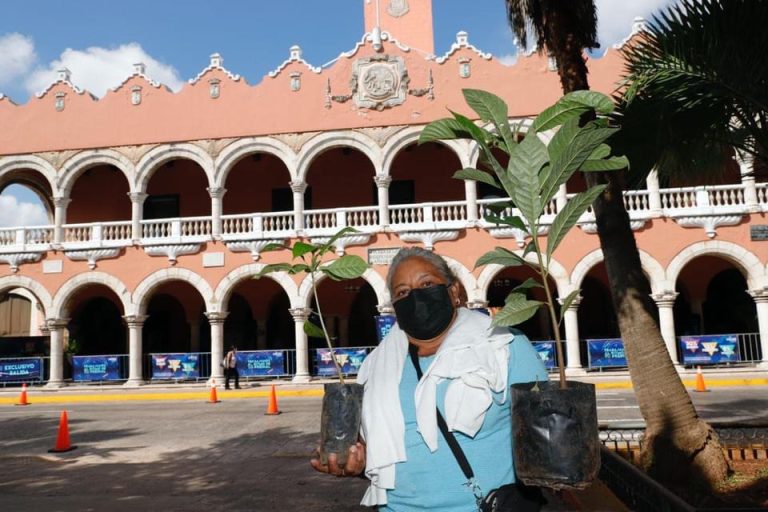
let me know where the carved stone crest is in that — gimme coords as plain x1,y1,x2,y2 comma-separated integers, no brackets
388,0,409,17
351,55,409,110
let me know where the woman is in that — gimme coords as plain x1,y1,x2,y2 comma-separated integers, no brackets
311,247,548,510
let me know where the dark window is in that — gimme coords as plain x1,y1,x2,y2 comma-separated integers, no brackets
272,187,312,212
143,194,179,220
378,179,414,205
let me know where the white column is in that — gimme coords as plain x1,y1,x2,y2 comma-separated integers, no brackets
52,196,71,246
652,291,680,365
646,168,663,216
128,192,147,241
290,307,311,382
562,296,583,371
555,184,568,213
206,312,228,382
290,180,306,232
123,315,148,386
465,179,478,223
207,186,226,238
29,301,41,336
748,289,768,365
374,175,391,226
736,150,759,211
46,318,68,388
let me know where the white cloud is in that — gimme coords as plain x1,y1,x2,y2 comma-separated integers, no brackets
0,33,37,86
0,194,49,228
497,54,518,66
595,0,676,50
25,42,184,98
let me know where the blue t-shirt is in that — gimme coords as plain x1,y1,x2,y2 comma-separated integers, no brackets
381,333,548,512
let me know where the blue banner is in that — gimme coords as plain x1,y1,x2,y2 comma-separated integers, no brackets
587,339,628,368
375,315,396,343
0,358,42,381
315,348,368,376
73,356,121,381
680,334,740,365
532,341,556,369
151,353,200,380
238,351,285,377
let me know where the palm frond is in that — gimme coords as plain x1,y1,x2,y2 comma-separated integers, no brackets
506,0,597,53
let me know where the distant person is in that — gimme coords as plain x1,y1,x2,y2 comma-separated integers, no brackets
224,345,240,389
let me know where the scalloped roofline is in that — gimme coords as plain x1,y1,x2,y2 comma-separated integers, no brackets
336,29,414,62
612,17,649,50
268,46,322,78
111,62,166,92
435,31,491,64
35,68,88,98
189,53,242,84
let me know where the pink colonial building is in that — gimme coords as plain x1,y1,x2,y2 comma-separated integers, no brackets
1,1,766,386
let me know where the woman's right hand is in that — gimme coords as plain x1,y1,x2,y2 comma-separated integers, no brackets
310,441,366,478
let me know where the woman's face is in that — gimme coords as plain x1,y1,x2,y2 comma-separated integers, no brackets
391,256,460,350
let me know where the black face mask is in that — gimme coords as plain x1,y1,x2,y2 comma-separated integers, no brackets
393,284,455,341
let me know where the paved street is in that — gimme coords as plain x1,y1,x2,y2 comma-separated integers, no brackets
0,382,766,511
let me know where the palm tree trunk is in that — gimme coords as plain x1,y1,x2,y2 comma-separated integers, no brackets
585,170,730,493
546,11,731,493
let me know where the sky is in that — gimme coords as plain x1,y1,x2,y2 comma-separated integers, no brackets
0,0,677,227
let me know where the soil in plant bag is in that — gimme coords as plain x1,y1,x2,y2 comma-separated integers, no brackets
511,380,600,490
320,382,364,466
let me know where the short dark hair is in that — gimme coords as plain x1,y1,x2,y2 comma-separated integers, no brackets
386,247,456,295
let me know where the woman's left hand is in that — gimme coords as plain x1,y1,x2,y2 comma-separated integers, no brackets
310,441,366,478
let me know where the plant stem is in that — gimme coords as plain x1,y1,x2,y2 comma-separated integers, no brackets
310,270,345,384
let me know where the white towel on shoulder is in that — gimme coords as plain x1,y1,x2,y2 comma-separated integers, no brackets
357,308,512,506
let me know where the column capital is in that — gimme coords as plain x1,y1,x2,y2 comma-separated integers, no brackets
749,288,768,302
123,314,149,327
46,318,69,330
376,304,394,315
290,180,307,194
651,290,679,307
206,186,227,199
374,175,392,188
466,300,488,310
205,311,229,324
128,191,148,203
558,295,582,310
289,307,311,321
52,196,71,208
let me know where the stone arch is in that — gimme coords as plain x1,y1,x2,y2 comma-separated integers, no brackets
476,255,570,301
295,131,382,182
0,275,53,317
380,126,471,177
58,149,135,197
296,265,390,310
666,241,765,291
51,272,132,319
133,268,216,315
214,137,297,188
570,248,674,294
0,154,59,197
135,143,215,192
214,263,300,311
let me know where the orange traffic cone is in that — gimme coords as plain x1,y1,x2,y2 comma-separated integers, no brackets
48,410,77,453
15,383,29,406
208,378,220,403
694,366,709,392
265,384,281,415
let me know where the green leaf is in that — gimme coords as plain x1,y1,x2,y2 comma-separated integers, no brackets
513,278,543,293
462,89,517,152
292,241,317,259
453,168,500,189
546,185,606,258
540,119,580,204
559,289,581,315
303,320,326,338
483,214,527,231
492,293,543,327
254,263,294,278
322,255,368,280
476,247,526,269
506,133,547,224
580,155,630,172
533,91,615,132
588,143,612,160
449,110,492,147
419,118,474,144
289,263,311,274
320,226,360,255
260,242,286,253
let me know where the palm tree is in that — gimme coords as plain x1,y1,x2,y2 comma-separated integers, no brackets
506,0,730,492
616,0,768,184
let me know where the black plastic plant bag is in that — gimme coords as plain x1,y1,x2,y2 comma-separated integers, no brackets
511,380,600,490
319,382,364,466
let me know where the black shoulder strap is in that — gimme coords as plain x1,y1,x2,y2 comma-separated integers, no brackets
408,343,475,481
